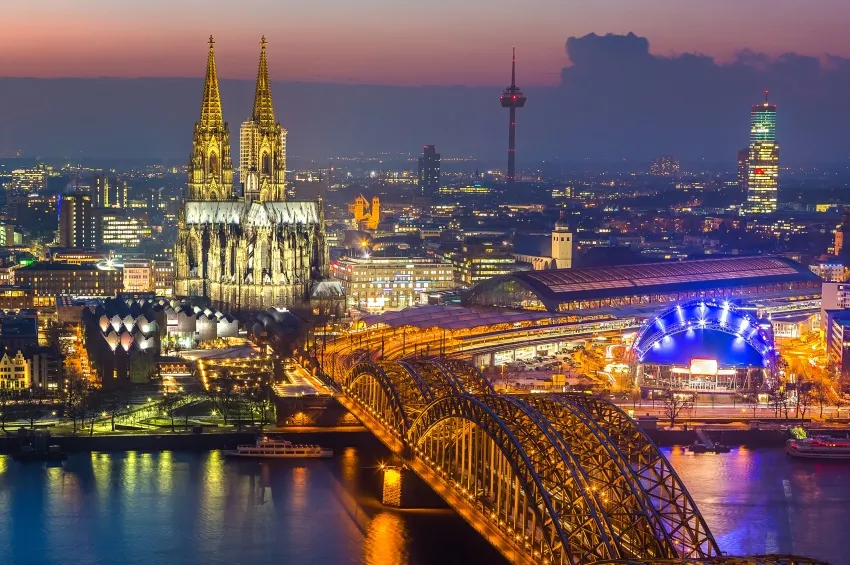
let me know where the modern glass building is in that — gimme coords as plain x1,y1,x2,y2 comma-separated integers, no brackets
746,93,779,213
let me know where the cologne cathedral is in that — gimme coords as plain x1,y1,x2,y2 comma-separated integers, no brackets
174,37,328,311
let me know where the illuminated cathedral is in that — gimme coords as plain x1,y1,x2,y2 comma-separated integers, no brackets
174,37,328,311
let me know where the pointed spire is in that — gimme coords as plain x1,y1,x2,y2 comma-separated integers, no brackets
200,35,224,128
252,35,276,127
511,46,516,88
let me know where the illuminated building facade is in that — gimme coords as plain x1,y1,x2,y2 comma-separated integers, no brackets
737,148,749,190
450,241,522,285
330,255,454,311
15,262,123,301
123,259,155,293
6,165,48,195
58,192,98,249
349,194,380,230
417,145,440,198
99,211,153,248
153,260,174,296
649,155,680,176
174,37,328,311
91,171,128,208
0,350,30,390
746,93,779,213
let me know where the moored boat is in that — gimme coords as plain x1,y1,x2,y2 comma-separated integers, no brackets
224,436,333,459
786,436,850,460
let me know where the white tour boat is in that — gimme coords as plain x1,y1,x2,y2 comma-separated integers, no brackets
786,436,850,460
224,437,333,459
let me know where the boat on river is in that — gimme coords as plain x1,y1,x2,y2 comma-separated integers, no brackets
224,436,333,459
786,436,850,460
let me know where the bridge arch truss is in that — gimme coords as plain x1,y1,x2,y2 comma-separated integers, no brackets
343,360,722,564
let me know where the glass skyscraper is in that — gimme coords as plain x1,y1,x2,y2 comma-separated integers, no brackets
745,92,779,214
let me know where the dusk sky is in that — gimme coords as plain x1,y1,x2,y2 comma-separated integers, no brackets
3,0,850,86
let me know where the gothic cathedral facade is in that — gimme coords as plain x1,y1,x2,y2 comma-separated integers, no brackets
174,37,328,311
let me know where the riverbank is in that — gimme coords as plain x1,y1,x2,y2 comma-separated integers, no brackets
647,425,850,447
0,428,381,454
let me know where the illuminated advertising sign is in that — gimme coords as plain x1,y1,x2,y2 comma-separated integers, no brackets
690,358,718,376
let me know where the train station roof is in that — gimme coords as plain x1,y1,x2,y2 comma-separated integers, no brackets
466,255,821,313
359,304,554,330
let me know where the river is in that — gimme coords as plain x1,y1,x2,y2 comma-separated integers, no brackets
0,447,845,565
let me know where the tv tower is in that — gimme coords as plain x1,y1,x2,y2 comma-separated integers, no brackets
499,47,526,183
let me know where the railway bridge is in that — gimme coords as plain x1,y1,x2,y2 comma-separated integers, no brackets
329,358,825,565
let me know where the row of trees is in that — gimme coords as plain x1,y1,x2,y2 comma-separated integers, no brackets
201,369,276,430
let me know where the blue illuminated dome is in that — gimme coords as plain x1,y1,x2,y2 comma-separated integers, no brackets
632,299,774,369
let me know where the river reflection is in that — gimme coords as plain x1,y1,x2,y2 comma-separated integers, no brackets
664,446,849,564
0,448,845,565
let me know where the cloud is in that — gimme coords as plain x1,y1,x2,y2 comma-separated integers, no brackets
539,32,850,163
1,33,849,165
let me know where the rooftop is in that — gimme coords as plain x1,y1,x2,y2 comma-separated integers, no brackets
467,255,821,312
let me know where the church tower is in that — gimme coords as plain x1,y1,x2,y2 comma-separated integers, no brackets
188,36,234,201
241,36,287,203
551,210,573,269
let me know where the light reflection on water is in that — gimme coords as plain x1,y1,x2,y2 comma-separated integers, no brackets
664,446,850,564
0,450,503,565
0,448,843,565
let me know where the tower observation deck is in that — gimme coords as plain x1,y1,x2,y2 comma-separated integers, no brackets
499,48,526,183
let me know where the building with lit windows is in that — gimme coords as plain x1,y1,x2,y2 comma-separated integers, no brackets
6,165,48,195
449,241,524,286
123,259,155,293
153,260,175,296
330,255,454,311
737,148,749,190
649,155,680,176
91,171,128,208
59,192,98,249
0,350,30,390
417,145,440,198
15,262,123,302
99,211,153,248
746,93,779,213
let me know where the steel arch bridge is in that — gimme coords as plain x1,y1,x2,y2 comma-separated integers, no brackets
336,360,828,565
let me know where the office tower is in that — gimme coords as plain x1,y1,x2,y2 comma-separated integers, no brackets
499,48,526,183
58,192,97,248
417,145,440,197
91,171,128,208
745,92,779,213
737,148,749,190
174,37,327,310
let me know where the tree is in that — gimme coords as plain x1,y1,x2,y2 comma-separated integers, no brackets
98,383,132,431
811,376,838,419
770,389,790,420
246,381,275,429
20,388,49,428
0,389,13,431
63,369,93,433
159,391,181,432
662,391,694,429
205,369,238,426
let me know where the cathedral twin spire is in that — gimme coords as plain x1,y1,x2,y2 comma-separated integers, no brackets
200,36,224,129
252,36,276,128
191,36,285,202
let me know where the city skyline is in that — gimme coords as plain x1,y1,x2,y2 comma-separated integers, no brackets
3,1,850,86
